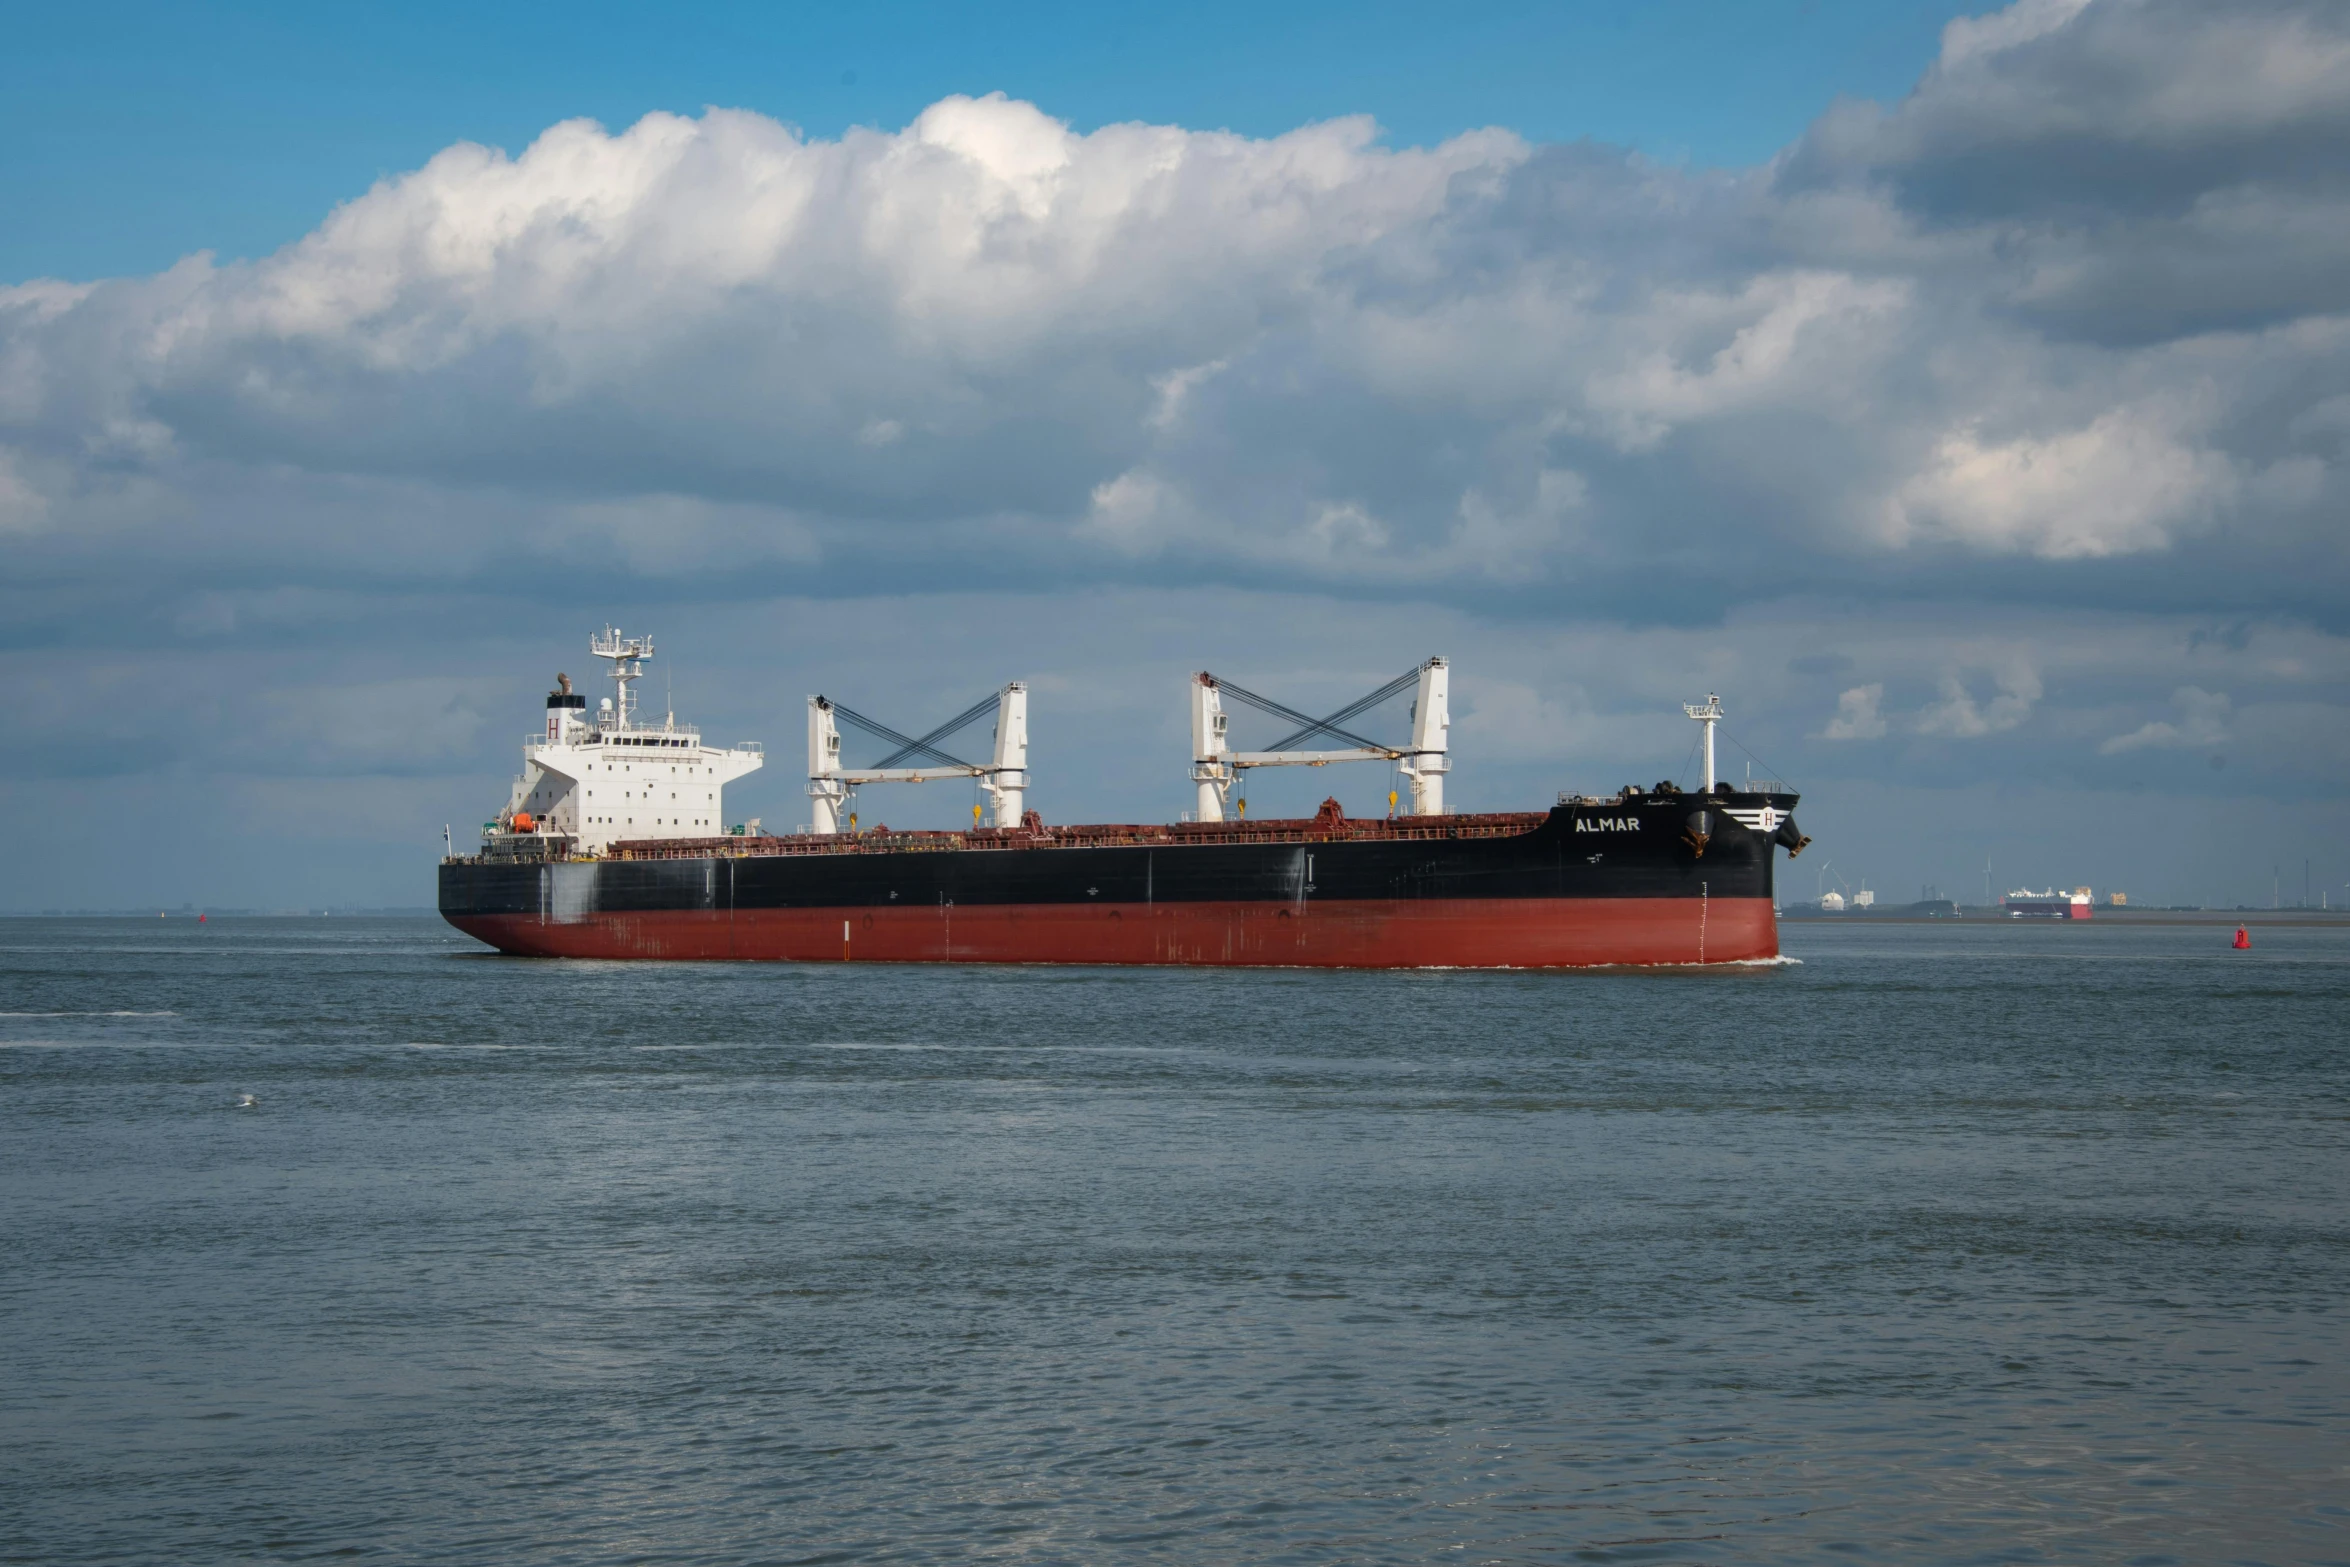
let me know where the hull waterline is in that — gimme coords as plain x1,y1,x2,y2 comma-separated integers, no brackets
446,894,1779,968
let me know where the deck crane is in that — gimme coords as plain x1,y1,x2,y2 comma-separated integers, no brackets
1191,658,1449,823
807,683,1028,835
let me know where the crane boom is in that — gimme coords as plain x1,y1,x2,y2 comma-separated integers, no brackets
1190,658,1449,820
807,684,1029,834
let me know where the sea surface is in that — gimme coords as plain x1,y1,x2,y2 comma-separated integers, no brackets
2,917,2345,1565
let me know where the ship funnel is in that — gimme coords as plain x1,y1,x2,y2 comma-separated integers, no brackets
546,671,588,742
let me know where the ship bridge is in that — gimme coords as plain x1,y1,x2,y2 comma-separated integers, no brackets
488,630,763,856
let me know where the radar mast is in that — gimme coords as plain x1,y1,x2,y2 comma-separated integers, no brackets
1683,693,1723,791
590,627,654,731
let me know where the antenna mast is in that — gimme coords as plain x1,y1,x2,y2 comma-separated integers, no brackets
589,627,654,731
1683,694,1723,791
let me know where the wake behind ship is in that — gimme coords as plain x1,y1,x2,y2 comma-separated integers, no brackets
439,631,1810,967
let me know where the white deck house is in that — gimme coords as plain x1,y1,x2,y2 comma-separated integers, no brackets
493,629,763,854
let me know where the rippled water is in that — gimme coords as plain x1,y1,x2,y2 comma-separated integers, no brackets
2,917,2345,1564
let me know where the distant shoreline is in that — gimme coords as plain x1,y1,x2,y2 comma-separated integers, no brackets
1782,907,2350,927
9,906,2345,928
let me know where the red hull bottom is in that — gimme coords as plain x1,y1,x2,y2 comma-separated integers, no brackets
447,897,1780,968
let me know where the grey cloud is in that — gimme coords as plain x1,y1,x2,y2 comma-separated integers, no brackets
10,589,2342,910
1781,0,2350,343
1787,0,2350,220
2100,683,2231,752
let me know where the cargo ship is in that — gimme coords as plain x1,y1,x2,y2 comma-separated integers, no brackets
2002,888,2094,919
438,632,1810,967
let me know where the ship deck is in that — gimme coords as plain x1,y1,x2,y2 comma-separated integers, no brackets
598,807,1557,862
454,788,1800,868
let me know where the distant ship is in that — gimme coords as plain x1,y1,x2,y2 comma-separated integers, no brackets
2003,888,2094,919
439,632,1811,968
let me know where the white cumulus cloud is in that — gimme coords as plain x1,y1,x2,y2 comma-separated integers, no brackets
1881,404,2237,558
1916,660,2044,737
1820,684,1888,740
0,3,2339,609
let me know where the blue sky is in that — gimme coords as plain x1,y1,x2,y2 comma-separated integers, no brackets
1,0,2345,911
3,0,1949,282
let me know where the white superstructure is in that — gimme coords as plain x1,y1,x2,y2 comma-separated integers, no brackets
489,628,764,854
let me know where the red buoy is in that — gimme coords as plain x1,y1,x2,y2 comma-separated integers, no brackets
2233,925,2251,949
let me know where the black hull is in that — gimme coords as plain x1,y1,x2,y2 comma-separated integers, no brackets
440,794,1801,966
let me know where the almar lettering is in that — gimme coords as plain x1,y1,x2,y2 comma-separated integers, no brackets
1573,817,1642,833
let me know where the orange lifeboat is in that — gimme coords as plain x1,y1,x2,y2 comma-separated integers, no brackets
512,812,537,833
